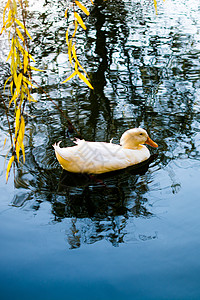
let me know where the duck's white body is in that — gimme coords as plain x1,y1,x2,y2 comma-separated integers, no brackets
53,128,158,174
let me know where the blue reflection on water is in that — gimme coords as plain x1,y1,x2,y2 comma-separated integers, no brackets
1,0,200,299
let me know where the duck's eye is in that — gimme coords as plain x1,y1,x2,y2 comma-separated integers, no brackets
139,133,143,135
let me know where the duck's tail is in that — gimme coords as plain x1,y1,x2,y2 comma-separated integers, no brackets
53,141,68,160
53,141,66,159
53,141,70,169
53,141,62,150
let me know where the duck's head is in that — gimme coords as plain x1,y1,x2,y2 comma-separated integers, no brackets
120,128,158,149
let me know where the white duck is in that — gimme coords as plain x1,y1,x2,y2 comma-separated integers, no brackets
53,128,158,174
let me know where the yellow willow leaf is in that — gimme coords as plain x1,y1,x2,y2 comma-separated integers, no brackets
13,46,18,59
19,45,35,62
6,49,12,62
16,27,24,42
4,147,12,171
21,115,25,132
9,91,18,106
15,140,20,162
17,42,36,63
78,63,88,77
11,36,15,49
17,53,22,69
18,116,25,143
3,0,10,24
11,51,17,72
6,22,12,29
153,0,158,14
14,36,21,50
15,107,20,136
0,27,5,35
72,48,88,77
90,0,94,4
75,1,90,16
77,71,93,89
1,12,12,33
74,12,86,30
66,28,69,45
10,80,13,95
75,62,78,72
13,72,18,90
13,0,17,14
28,95,37,103
12,71,18,90
3,137,7,150
62,71,77,83
16,73,23,94
21,85,26,96
72,20,78,38
6,9,12,25
11,49,15,65
19,91,25,106
6,155,14,182
22,76,36,88
71,44,88,75
65,9,68,18
68,39,73,65
23,83,36,103
21,142,25,163
30,66,44,72
18,72,23,83
28,54,35,63
4,76,12,91
23,54,28,73
15,18,32,40
72,44,77,62
11,45,19,62
23,81,28,89
14,74,21,95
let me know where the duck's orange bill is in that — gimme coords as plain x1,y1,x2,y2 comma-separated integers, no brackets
145,136,158,148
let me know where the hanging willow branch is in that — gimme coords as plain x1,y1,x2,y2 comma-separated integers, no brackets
63,0,94,89
1,0,164,181
1,0,40,182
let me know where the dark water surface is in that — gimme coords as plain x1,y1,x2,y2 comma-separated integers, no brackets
0,0,200,299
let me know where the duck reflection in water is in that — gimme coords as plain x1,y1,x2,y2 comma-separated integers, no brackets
55,154,157,249
55,155,157,220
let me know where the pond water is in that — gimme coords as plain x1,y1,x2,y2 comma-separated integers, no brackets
0,0,200,299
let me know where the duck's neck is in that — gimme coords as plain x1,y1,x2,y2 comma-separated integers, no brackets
122,143,144,150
